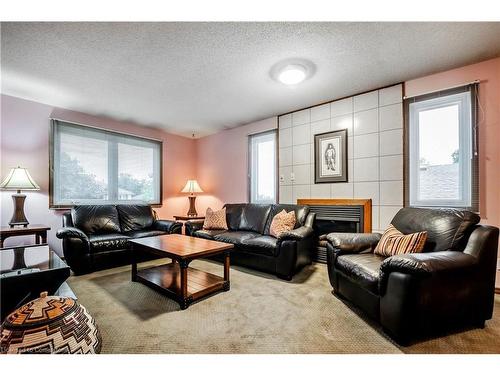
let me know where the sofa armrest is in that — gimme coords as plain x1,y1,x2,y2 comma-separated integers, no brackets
153,219,182,234
56,227,89,243
278,226,314,241
379,251,478,294
56,226,92,274
185,219,205,236
326,232,381,254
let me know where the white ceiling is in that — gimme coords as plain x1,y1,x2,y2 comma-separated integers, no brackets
2,22,500,138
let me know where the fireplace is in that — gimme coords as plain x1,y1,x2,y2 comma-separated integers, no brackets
297,199,372,263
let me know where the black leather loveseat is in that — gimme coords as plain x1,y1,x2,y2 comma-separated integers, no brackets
326,207,499,344
185,203,315,280
56,204,182,274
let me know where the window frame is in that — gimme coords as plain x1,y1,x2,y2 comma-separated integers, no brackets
247,129,278,204
49,119,163,209
404,84,479,211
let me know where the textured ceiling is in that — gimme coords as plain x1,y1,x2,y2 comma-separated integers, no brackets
2,22,500,138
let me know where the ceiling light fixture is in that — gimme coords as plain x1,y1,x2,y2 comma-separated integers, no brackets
270,58,315,86
278,64,307,85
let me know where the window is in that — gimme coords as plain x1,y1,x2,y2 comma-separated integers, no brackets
248,130,277,204
405,85,478,210
50,120,162,207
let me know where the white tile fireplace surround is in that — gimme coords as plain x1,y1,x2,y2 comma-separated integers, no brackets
278,84,403,232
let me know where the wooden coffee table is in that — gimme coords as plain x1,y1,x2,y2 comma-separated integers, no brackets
130,234,234,310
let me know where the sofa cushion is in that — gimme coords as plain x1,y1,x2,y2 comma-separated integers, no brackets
213,231,260,246
264,204,310,235
269,209,296,238
89,233,130,253
374,224,427,256
335,253,386,295
241,235,278,256
72,205,122,235
239,204,272,234
116,204,154,232
223,204,246,231
203,207,228,230
193,229,228,240
124,230,166,239
391,207,480,252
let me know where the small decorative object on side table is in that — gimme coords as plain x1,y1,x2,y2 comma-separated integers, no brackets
0,224,50,248
0,166,40,227
0,291,101,354
180,179,203,217
0,244,71,321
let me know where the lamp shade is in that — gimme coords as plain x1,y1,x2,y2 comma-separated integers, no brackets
181,180,203,194
0,167,40,191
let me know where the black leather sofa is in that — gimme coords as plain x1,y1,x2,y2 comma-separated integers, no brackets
185,203,315,280
326,207,499,344
56,204,182,274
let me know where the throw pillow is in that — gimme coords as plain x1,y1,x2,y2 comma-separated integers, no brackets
269,209,296,238
203,207,228,230
374,224,427,257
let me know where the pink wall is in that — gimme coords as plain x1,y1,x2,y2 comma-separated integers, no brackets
0,94,197,254
405,57,500,256
194,117,277,213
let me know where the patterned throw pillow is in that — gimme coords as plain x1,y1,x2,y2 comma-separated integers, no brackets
203,207,228,230
269,209,296,238
374,224,427,257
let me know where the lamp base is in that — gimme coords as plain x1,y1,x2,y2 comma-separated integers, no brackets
186,196,198,217
9,193,29,228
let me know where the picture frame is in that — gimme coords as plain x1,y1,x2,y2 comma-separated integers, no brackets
314,129,348,183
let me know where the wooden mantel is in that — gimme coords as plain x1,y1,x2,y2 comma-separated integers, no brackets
297,199,372,233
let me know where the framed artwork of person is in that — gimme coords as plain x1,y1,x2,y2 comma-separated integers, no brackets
314,129,348,183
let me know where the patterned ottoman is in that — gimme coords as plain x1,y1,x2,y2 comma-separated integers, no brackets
0,292,101,354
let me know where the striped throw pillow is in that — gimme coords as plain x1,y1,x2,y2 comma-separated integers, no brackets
374,224,427,257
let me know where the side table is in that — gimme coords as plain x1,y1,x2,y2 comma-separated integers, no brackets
0,225,50,248
173,216,204,234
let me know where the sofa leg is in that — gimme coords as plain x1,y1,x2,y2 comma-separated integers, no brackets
474,320,486,329
277,274,292,281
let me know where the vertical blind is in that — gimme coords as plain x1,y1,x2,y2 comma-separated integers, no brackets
50,120,162,206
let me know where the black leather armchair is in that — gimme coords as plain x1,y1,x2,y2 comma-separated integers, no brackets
56,204,182,274
326,207,499,344
186,203,316,280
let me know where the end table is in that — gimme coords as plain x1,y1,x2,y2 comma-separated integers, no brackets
0,225,50,248
173,216,205,234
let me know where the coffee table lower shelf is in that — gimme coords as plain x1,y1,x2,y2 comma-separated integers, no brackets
134,262,230,309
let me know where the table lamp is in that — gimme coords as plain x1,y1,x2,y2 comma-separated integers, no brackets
181,179,203,217
0,167,40,227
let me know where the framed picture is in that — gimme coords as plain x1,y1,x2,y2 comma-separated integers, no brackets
314,129,348,183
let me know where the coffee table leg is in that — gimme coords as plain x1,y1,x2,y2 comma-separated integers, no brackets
179,259,191,310
131,245,137,282
223,251,230,291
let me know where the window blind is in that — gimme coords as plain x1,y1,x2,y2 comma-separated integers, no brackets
50,120,162,207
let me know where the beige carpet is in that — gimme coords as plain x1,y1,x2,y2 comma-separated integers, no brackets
67,259,500,354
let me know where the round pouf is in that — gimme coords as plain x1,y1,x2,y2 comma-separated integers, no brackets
1,292,101,354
